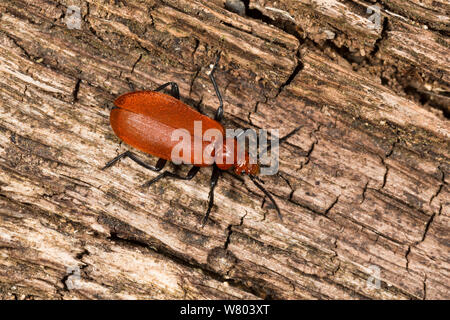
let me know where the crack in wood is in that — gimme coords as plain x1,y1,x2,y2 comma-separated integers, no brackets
72,79,81,103
380,137,399,189
429,165,445,207
107,230,264,299
323,195,340,216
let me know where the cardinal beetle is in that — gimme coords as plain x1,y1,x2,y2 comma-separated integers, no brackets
103,53,281,225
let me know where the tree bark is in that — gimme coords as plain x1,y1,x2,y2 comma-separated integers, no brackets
0,0,448,299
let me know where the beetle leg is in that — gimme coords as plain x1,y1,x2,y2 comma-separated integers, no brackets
201,165,221,226
209,53,224,122
141,165,201,188
102,151,131,169
102,151,167,172
249,175,282,221
154,82,180,100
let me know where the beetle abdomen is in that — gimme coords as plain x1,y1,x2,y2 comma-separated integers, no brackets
111,108,221,167
114,91,224,136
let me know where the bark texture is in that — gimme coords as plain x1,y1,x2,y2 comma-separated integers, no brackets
0,0,449,299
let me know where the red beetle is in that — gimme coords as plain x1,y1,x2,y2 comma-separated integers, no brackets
103,54,281,225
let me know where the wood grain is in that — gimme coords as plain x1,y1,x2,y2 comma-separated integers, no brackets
0,0,448,299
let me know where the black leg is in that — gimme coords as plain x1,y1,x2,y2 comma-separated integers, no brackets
142,165,201,188
102,151,167,172
202,165,221,226
154,82,180,100
209,53,224,122
249,175,282,221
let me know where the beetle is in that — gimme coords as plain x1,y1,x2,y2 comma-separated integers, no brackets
102,53,281,225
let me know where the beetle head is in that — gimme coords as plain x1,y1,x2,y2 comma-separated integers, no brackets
233,153,260,176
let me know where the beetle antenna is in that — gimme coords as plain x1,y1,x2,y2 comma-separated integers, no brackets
209,52,223,122
248,175,282,221
259,126,303,159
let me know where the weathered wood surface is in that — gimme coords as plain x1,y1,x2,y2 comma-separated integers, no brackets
0,0,448,300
